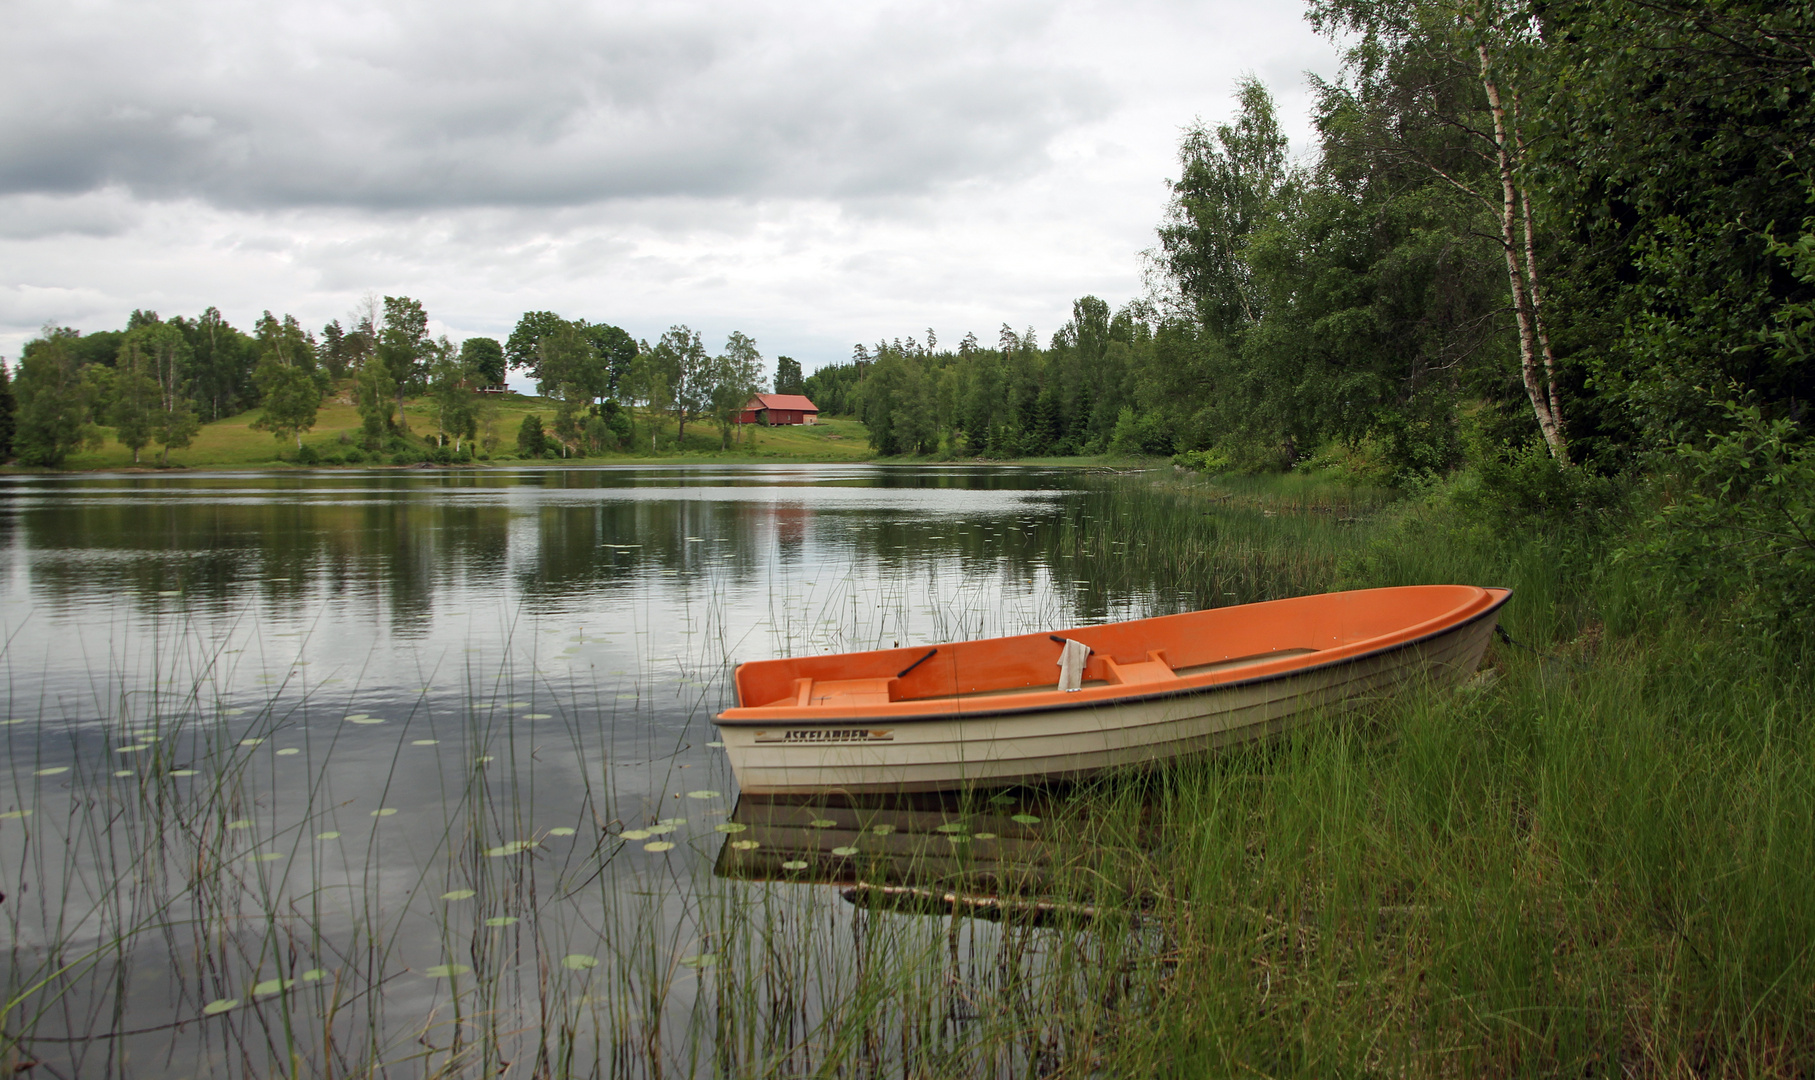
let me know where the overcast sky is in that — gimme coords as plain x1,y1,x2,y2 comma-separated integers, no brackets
0,0,1342,384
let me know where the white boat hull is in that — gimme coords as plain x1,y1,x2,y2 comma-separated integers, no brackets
718,604,1500,794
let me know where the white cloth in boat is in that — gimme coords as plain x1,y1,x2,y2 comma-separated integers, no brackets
1056,638,1092,692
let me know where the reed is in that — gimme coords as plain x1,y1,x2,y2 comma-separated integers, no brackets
1,469,1810,1077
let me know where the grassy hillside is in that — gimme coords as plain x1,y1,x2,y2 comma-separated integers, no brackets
27,393,875,470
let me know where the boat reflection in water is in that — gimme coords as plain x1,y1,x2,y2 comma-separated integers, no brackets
713,792,1120,923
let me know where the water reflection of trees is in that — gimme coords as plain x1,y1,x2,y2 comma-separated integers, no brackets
4,469,1352,639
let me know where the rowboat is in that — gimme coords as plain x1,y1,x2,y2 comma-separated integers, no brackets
713,584,1511,794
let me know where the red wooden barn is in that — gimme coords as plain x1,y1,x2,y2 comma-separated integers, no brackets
737,393,820,426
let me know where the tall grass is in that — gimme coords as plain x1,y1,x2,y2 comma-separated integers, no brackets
2,469,1811,1076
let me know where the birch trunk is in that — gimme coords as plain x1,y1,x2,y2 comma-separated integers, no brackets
1477,39,1569,463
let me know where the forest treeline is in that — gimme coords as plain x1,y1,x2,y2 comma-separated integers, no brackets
0,293,803,465
819,0,1811,479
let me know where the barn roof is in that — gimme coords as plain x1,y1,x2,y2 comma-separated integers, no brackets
747,394,819,411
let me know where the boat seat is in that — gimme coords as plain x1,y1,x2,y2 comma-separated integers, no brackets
1101,650,1178,685
803,677,895,708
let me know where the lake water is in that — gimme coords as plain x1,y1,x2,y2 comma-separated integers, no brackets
1,464,1241,1077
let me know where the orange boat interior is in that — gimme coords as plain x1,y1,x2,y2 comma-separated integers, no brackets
722,585,1509,722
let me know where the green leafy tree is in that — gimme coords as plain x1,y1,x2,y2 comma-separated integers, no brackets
506,311,569,380
109,360,161,464
459,336,506,387
379,296,430,406
516,413,547,457
0,363,15,462
710,331,766,448
647,326,710,444
357,354,398,449
429,339,478,452
251,360,321,452
154,397,199,466
13,332,101,467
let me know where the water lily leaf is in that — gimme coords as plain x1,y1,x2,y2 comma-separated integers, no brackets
781,860,809,870
679,954,718,969
240,738,265,746
934,823,967,833
33,767,68,776
440,889,476,900
116,744,150,754
645,824,675,836
342,715,368,722
350,718,386,726
316,831,341,840
706,741,725,748
252,978,295,996
546,826,576,836
113,770,135,777
808,819,836,829
411,739,438,746
0,810,31,819
713,823,747,833
300,969,328,981
561,954,599,970
485,916,518,926
202,998,238,1016
620,829,652,841
275,748,300,756
484,841,533,857
945,835,971,845
227,819,253,829
170,768,198,776
1011,814,1041,825
424,964,471,978
524,713,552,720
730,840,759,850
370,808,398,817
685,790,721,799
973,832,998,840
643,841,675,852
830,846,859,856
658,817,686,826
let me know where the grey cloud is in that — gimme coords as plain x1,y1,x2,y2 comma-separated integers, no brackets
2,0,1110,212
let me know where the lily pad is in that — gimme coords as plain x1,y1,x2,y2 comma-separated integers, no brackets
686,790,721,800
713,823,748,833
440,889,477,900
116,744,151,754
679,953,718,969
424,964,471,978
484,841,533,857
658,817,687,826
113,770,136,777
252,978,295,996
973,832,998,840
349,718,386,726
33,766,68,777
524,713,552,720
240,738,265,746
275,748,300,756
1011,814,1041,825
370,808,398,817
316,831,341,840
643,841,675,852
227,819,253,829
411,739,438,746
808,819,836,829
935,822,968,833
485,916,518,926
546,826,576,837
342,714,368,722
170,768,198,776
781,860,809,870
706,741,725,748
871,824,895,835
730,840,759,850
300,969,328,981
620,829,652,840
0,810,31,820
202,998,238,1016
830,845,859,856
561,954,599,970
